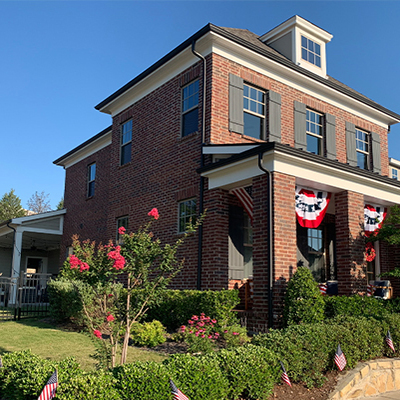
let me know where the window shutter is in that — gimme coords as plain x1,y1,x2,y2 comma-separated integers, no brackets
345,121,357,167
371,131,381,174
229,205,245,280
229,74,244,134
294,101,307,149
267,90,281,142
325,113,336,160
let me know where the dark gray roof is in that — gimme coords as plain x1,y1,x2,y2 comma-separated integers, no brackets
95,23,400,121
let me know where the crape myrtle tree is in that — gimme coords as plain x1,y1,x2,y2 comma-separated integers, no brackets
60,208,201,368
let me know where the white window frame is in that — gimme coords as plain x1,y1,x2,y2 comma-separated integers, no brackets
87,163,96,197
301,35,321,68
243,84,265,139
182,80,199,137
355,128,369,169
120,120,132,165
178,199,197,233
306,109,324,155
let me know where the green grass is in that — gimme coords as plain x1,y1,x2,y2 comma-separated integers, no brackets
0,319,167,370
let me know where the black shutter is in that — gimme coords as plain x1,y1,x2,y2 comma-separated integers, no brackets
345,122,357,167
371,131,381,174
229,74,244,134
267,90,281,142
325,113,336,160
294,101,307,150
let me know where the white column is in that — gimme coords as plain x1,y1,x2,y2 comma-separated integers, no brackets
10,229,23,305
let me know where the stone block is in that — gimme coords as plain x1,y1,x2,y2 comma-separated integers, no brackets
360,365,370,378
364,384,378,397
377,373,388,393
347,389,363,398
387,372,395,392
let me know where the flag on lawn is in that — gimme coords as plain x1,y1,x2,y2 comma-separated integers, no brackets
170,379,189,400
334,344,347,371
37,370,58,400
386,330,395,353
280,361,292,387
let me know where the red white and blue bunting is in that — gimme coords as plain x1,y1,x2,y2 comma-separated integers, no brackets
231,186,253,222
295,186,331,228
364,204,387,237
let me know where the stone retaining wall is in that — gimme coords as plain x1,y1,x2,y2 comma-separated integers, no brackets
330,358,400,399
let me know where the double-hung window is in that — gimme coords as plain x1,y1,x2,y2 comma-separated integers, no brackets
306,109,323,155
391,168,398,180
87,163,96,197
116,216,129,243
178,199,196,233
243,84,265,139
121,120,132,165
355,128,369,170
182,80,199,137
301,35,321,67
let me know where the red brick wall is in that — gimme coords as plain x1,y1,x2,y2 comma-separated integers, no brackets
207,53,389,176
335,191,366,295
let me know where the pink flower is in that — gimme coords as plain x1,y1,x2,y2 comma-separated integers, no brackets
208,334,213,339
93,330,102,339
107,248,126,270
201,334,206,338
79,262,89,272
69,254,80,269
180,325,186,331
106,314,115,322
211,319,217,324
118,226,126,235
188,320,194,325
224,330,228,334
214,332,220,338
232,332,239,336
191,315,199,320
148,208,159,220
195,331,200,337
108,294,113,298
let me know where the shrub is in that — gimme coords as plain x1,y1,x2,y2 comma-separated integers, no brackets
284,267,325,326
130,320,166,347
144,289,240,330
113,361,170,400
209,345,279,400
164,354,230,399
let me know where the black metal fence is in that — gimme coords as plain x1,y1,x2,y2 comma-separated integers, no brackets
0,273,52,320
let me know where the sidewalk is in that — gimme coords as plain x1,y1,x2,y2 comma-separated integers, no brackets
357,390,400,399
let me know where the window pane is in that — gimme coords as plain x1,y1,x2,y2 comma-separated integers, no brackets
182,108,198,136
301,35,307,48
308,39,314,52
244,112,263,139
315,43,321,56
121,142,131,165
302,48,308,61
307,134,321,155
316,56,321,67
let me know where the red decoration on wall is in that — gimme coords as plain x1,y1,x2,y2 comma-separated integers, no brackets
365,242,376,262
295,187,331,228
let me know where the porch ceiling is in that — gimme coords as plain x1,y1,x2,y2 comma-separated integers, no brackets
0,231,61,251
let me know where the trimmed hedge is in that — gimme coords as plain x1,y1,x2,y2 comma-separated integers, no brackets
48,281,240,331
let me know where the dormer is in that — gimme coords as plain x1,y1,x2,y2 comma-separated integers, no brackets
260,15,333,78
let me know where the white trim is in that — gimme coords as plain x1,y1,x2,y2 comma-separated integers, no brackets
202,144,260,155
201,149,400,206
97,30,398,128
389,157,400,168
56,132,112,169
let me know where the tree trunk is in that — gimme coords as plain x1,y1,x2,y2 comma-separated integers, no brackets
120,273,131,365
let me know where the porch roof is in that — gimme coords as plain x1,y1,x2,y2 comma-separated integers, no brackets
0,209,66,251
199,143,400,206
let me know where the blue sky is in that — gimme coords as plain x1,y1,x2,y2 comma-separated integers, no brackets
1,0,400,209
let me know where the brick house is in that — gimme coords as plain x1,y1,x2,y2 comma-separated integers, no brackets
54,16,400,329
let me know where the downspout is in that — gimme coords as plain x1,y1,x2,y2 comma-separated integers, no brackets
191,40,206,290
6,221,17,278
257,152,274,328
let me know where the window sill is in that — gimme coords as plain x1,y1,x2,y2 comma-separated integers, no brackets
118,162,131,170
179,131,199,142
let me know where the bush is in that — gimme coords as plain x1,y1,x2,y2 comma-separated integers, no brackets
284,267,325,326
130,320,166,347
209,345,279,400
164,354,230,399
113,361,170,400
144,289,240,330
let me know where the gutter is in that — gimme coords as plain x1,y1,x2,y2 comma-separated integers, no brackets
257,153,274,328
191,39,207,290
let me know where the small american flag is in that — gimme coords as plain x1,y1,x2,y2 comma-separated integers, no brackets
318,283,327,295
37,370,58,400
170,379,189,400
366,284,375,297
334,344,347,371
386,330,395,353
280,361,292,386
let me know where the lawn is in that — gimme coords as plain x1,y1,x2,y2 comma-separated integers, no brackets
0,319,167,370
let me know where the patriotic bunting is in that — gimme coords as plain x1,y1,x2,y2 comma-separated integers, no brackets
364,204,387,237
386,330,395,353
366,284,375,297
280,361,292,386
295,187,331,228
170,379,189,400
231,186,253,222
318,283,327,295
37,370,58,400
334,344,347,371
